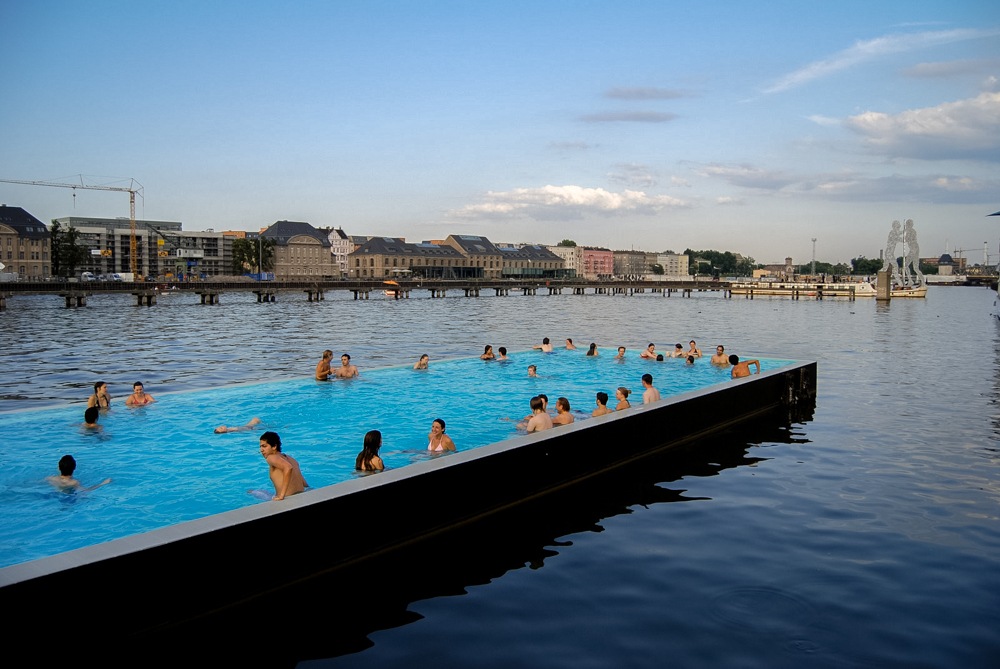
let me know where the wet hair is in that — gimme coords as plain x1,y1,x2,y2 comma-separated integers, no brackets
433,418,446,431
260,431,282,451
729,354,739,365
596,392,609,405
566,338,573,344
484,345,493,354
642,373,653,385
58,454,76,476
133,381,144,389
84,407,99,424
674,343,683,350
716,345,725,352
656,354,664,361
94,381,106,393
322,349,333,359
556,397,570,411
356,430,382,470
686,355,695,364
420,354,429,361
648,343,655,349
618,346,625,352
617,387,631,398
538,393,548,402
542,337,550,344
690,340,697,346
341,353,351,360
588,342,597,351
498,347,507,356
530,396,544,411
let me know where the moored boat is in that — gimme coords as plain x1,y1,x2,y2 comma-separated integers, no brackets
729,281,877,297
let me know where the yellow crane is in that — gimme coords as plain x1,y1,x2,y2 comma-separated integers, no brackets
0,176,144,277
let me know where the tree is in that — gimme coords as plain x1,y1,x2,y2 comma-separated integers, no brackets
50,221,89,277
557,239,577,247
850,256,882,275
231,237,275,275
650,263,664,275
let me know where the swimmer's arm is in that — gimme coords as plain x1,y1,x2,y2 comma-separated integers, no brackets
269,455,293,500
751,360,761,374
82,478,112,492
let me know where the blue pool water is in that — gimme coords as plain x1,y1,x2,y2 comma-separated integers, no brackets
0,345,790,569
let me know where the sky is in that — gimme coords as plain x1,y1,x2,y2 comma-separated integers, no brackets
1,0,999,266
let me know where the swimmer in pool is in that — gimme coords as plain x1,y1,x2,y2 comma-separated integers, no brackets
356,430,385,472
315,349,334,380
592,391,613,417
710,345,729,365
258,431,307,500
641,373,661,404
729,354,761,378
615,387,631,410
497,347,509,361
532,337,553,352
528,364,538,377
551,397,575,426
125,381,155,407
335,354,359,378
614,346,626,359
46,454,111,492
481,345,496,360
83,406,101,430
87,381,111,410
428,418,456,452
526,396,553,433
413,354,429,370
640,343,657,359
215,417,262,434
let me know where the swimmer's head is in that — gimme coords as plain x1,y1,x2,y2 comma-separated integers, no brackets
260,431,282,452
58,454,76,476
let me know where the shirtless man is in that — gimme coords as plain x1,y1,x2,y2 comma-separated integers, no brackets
532,337,553,352
592,392,613,416
687,340,702,358
710,345,729,365
47,454,111,492
528,364,538,377
640,343,657,359
729,354,761,378
83,407,101,430
641,373,661,404
125,381,155,407
258,431,307,501
614,346,626,359
335,354,359,378
526,396,553,433
565,338,577,350
214,417,262,434
497,347,509,361
551,397,575,426
315,350,334,380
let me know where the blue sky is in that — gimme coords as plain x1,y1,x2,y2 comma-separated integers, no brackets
2,0,998,265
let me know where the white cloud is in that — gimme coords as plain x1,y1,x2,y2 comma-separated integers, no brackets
608,163,657,188
448,185,688,221
844,91,1000,161
579,111,677,123
797,172,1000,203
764,28,1000,94
698,164,797,190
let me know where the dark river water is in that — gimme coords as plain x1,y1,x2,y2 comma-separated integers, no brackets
2,286,998,667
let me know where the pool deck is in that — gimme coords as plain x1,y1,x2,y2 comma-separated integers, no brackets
0,361,815,642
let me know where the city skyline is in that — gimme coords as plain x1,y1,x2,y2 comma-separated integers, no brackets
1,1,998,265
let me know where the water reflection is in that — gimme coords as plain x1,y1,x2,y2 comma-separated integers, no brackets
142,403,813,666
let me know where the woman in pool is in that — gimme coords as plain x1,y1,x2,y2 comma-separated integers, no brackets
586,343,598,356
428,418,456,452
481,345,495,360
356,430,385,472
413,354,429,370
615,387,631,410
87,381,111,410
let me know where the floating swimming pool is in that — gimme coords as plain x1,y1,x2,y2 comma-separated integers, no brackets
0,348,791,569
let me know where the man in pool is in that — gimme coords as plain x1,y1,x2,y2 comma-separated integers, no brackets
258,431,307,501
640,343,657,359
315,349,334,380
710,345,729,365
47,454,111,492
533,337,553,352
214,417,262,434
641,373,661,404
335,353,359,378
526,396,553,433
497,347,509,360
614,346,626,359
565,338,576,350
528,364,538,377
83,406,101,430
729,354,761,378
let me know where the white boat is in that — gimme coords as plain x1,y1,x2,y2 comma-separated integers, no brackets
729,281,877,297
889,283,928,298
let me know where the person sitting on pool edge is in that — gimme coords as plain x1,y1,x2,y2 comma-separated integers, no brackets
258,431,308,500
47,454,111,493
428,418,456,452
729,354,761,378
215,417,262,434
356,430,385,472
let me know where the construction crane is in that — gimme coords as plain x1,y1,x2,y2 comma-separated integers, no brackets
0,176,144,277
